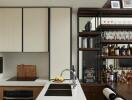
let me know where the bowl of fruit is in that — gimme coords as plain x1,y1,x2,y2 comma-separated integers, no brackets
53,76,64,83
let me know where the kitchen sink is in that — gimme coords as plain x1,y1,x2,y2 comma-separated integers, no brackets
45,89,72,96
48,84,71,90
45,84,72,96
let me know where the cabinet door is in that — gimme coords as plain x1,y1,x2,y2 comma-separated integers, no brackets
0,8,22,52
23,8,48,52
81,84,107,100
50,8,71,79
0,87,3,99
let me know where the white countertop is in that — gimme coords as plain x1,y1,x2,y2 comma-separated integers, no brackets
0,77,48,86
36,79,86,100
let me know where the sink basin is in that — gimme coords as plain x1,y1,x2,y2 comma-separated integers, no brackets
45,84,72,96
45,90,72,96
48,84,71,90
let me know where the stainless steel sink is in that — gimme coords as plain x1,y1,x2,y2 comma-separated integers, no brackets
45,84,72,96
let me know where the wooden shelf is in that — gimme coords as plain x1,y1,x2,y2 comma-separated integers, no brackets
79,48,100,51
101,55,132,59
96,24,132,31
102,40,132,44
78,8,132,17
79,32,100,37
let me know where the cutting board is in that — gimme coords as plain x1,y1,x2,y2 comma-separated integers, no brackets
17,64,36,79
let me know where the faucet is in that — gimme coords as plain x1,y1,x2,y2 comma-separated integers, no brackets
60,69,77,89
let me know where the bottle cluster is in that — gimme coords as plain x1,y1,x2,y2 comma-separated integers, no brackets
102,44,132,56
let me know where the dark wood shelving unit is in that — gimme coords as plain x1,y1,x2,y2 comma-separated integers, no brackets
79,48,100,51
77,7,132,84
96,24,132,31
102,40,132,44
79,32,100,37
101,55,132,59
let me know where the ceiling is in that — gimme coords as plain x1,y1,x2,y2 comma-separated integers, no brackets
0,0,107,8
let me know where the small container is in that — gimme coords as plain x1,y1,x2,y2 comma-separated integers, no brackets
89,38,94,48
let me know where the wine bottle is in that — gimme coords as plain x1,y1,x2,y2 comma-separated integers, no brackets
103,88,116,100
109,93,117,100
114,97,124,100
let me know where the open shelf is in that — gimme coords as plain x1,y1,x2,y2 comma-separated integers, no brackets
79,32,100,37
101,40,132,44
96,24,132,31
101,55,132,59
78,8,132,17
78,7,132,83
79,48,100,51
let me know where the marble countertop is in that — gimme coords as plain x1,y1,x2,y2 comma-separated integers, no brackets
36,79,86,100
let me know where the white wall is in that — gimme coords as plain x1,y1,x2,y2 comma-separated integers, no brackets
0,0,107,79
2,53,49,79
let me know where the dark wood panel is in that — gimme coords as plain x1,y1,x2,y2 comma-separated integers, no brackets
78,8,132,17
97,24,132,31
102,40,132,44
79,48,100,51
101,56,132,59
79,32,100,37
81,83,107,100
107,83,132,100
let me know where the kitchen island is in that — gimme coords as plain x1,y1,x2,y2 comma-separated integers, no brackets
36,79,86,100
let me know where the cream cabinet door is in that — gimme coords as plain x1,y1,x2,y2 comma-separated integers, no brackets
23,8,48,52
0,8,22,52
50,8,71,79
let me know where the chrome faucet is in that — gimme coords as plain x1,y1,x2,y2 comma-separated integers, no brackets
60,69,77,89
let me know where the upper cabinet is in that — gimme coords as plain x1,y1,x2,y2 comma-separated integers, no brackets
0,8,22,52
23,8,48,52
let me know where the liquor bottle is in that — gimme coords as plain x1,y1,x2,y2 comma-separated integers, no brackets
108,44,113,56
126,44,131,56
115,45,120,56
109,65,114,82
110,44,115,56
108,44,111,56
101,67,107,83
120,45,126,56
102,46,109,56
